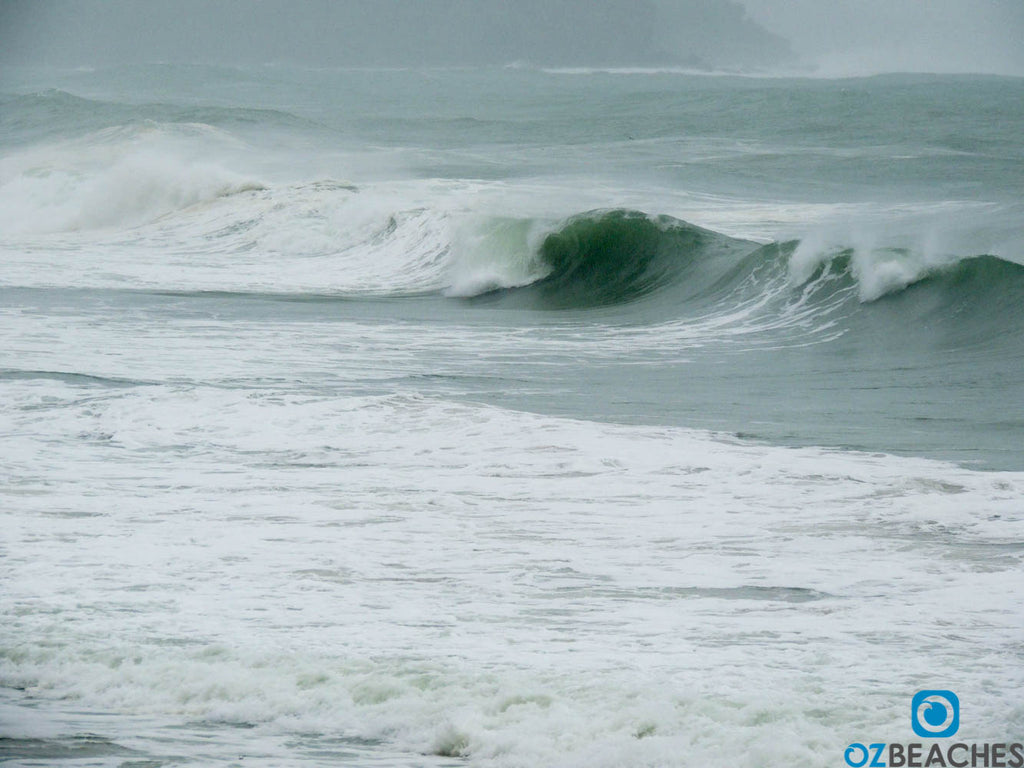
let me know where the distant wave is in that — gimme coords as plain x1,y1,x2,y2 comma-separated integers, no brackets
0,89,317,144
538,66,783,78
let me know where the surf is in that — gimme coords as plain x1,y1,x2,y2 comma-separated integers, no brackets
450,209,1024,338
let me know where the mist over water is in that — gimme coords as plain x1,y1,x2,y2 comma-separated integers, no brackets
0,0,791,70
740,0,1024,76
2,0,1022,75
1,4,1023,768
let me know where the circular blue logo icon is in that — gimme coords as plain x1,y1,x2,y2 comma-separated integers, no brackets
911,690,960,738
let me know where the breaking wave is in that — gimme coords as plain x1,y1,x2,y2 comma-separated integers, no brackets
450,209,1024,339
1,123,1020,333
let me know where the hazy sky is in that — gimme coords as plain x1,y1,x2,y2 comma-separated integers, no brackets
1,0,1022,75
739,0,1024,75
0,0,787,69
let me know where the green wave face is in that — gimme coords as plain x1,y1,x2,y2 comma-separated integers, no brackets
536,210,698,306
472,209,758,310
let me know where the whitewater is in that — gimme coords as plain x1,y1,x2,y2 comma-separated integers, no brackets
1,64,1023,767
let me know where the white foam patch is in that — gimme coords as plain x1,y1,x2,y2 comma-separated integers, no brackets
0,176,457,295
2,386,1023,766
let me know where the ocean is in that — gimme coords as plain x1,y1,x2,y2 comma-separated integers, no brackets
1,63,1022,767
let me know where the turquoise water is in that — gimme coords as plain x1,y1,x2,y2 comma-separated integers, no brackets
1,64,1022,766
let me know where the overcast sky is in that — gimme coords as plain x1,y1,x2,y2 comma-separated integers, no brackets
739,0,1024,75
1,0,1022,75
